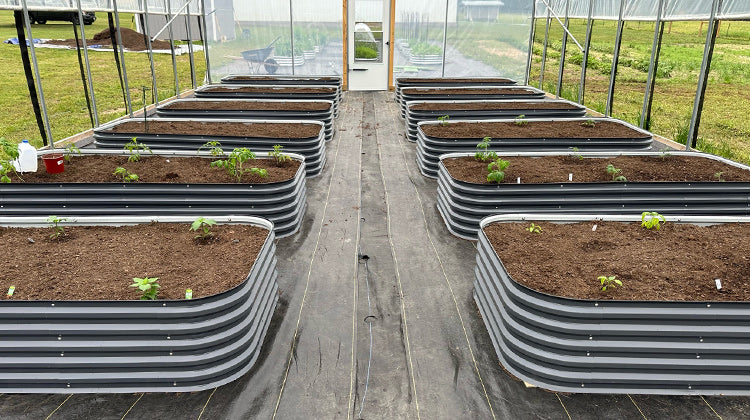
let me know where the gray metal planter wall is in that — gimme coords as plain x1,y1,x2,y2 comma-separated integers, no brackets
437,151,750,240
156,98,336,141
0,215,278,393
394,77,517,108
474,213,750,395
93,118,327,177
220,75,342,88
404,99,587,142
399,86,546,119
417,118,653,178
195,84,342,118
1,150,307,239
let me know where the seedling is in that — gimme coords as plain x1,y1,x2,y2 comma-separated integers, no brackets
514,114,528,126
659,151,672,160
124,137,152,162
714,172,725,182
437,115,450,126
487,158,510,183
606,164,627,182
63,144,81,163
526,223,542,234
581,119,597,128
130,277,159,300
198,140,224,157
0,137,21,183
598,275,622,291
47,215,68,240
270,144,291,165
474,136,498,162
641,211,666,230
191,217,217,240
113,167,139,182
569,146,583,160
211,147,267,182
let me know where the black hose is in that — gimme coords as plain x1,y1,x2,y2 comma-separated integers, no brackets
13,11,48,145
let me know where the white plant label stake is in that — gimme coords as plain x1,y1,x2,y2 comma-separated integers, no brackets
715,278,722,290
185,289,193,299
517,177,521,184
592,224,598,232
569,173,573,181
7,286,15,297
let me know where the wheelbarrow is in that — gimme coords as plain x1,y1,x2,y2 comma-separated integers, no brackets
241,36,280,74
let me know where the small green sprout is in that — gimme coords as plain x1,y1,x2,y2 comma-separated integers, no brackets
487,158,510,183
130,277,159,300
437,115,450,126
569,146,583,160
63,144,81,163
124,137,152,162
598,275,622,291
606,164,627,182
113,167,139,182
526,223,542,234
475,136,498,162
190,217,217,240
514,114,528,126
714,172,725,182
270,144,292,165
47,215,68,240
198,140,224,157
581,119,597,128
641,211,666,230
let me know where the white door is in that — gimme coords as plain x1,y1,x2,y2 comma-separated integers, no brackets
347,0,390,90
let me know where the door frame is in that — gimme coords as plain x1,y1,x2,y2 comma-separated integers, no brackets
342,0,396,91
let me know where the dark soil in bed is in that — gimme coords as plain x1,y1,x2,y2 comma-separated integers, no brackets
442,155,750,184
485,221,750,302
402,87,536,95
422,120,646,139
20,155,300,184
226,76,339,81
0,223,267,301
203,86,337,94
104,120,321,138
162,100,332,112
411,101,580,111
398,77,514,84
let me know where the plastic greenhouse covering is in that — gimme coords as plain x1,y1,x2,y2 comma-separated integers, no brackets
535,0,750,21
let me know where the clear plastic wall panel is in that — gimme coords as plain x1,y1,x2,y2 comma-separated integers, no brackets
445,1,532,80
393,0,448,78
353,0,384,63
292,0,343,75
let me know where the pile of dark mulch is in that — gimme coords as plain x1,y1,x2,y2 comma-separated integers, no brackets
45,27,172,51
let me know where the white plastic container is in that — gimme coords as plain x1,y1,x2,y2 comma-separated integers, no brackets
13,140,37,173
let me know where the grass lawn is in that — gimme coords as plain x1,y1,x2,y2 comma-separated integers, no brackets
0,10,206,148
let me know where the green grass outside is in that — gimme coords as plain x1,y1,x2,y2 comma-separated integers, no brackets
0,11,206,148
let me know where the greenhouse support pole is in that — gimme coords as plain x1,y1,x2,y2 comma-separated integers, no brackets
107,12,128,113
113,0,133,117
639,0,664,130
577,0,594,105
289,0,295,75
164,0,180,98
441,0,449,77
76,0,99,127
606,0,626,117
200,0,212,83
141,0,159,105
72,22,94,127
687,0,722,150
538,0,552,89
185,3,197,89
555,0,570,98
15,8,49,146
524,0,536,85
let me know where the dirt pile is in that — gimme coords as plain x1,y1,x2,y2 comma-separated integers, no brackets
45,27,172,51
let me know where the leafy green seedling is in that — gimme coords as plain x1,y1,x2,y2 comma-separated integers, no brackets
211,147,266,182
598,275,622,291
130,277,159,300
0,137,21,183
47,215,68,240
641,211,666,230
474,136,498,162
198,140,224,157
714,172,725,182
437,115,450,126
250,167,268,178
606,164,627,182
113,167,139,182
124,137,152,162
569,146,583,160
191,217,217,240
526,223,542,234
63,144,81,163
514,114,528,126
487,158,510,183
270,144,291,165
581,119,597,128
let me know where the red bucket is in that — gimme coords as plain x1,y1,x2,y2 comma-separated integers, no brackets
42,154,65,174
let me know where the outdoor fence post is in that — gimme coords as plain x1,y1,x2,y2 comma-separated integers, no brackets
185,2,197,90
577,0,594,105
606,0,626,117
113,0,133,117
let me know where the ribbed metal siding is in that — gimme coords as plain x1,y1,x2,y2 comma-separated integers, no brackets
437,151,750,240
399,86,546,120
474,213,750,395
92,118,327,177
416,118,654,178
403,99,587,142
194,84,342,118
220,75,342,87
0,215,278,393
394,77,518,110
156,98,336,141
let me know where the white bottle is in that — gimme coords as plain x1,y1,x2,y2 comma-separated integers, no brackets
13,140,38,173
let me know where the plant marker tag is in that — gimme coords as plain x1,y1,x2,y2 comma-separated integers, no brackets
592,224,597,232
715,279,722,290
517,177,521,184
569,173,573,181
7,286,15,297
185,289,193,300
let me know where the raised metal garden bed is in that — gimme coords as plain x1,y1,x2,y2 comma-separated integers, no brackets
195,84,341,118
437,151,750,240
398,85,546,119
404,99,587,142
92,118,326,177
475,213,750,395
220,74,342,88
155,98,336,141
394,77,517,108
0,215,278,393
0,150,307,238
416,118,653,178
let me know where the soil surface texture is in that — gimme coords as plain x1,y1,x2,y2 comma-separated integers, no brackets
485,221,750,302
411,101,580,111
204,86,337,94
422,120,647,139
45,27,172,50
398,77,514,84
162,100,332,112
443,155,750,184
402,88,536,95
21,155,300,184
0,223,268,301
227,76,339,81
104,120,321,138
